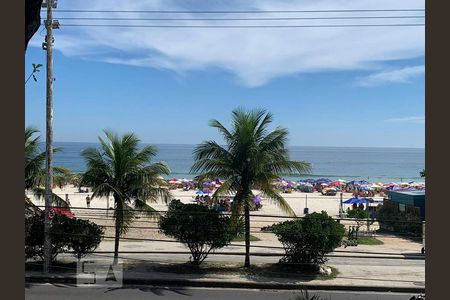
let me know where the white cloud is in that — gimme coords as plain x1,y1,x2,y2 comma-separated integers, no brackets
386,116,424,124
356,65,424,86
31,0,425,86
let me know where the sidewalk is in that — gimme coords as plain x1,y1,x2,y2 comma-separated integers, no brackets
25,257,425,293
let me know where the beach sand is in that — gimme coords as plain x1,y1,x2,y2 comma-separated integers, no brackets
27,185,352,241
27,185,351,216
28,186,422,253
28,185,372,237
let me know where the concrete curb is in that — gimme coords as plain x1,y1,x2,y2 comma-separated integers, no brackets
25,274,426,294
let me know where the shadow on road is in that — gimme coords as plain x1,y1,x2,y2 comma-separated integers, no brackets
105,286,191,296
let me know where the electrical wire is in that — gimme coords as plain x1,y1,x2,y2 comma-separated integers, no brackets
56,23,425,28
43,8,426,14
48,16,425,21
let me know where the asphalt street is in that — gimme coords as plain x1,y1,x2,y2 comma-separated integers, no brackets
25,284,419,300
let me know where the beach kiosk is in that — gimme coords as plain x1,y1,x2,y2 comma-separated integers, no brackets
387,190,425,253
387,190,425,220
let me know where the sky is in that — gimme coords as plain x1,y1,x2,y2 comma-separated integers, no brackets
25,0,425,148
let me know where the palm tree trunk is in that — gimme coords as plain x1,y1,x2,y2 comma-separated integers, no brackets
244,203,251,268
113,194,121,266
113,220,120,265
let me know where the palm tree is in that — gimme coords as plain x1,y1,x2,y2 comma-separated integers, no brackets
191,108,311,267
81,130,171,264
25,126,69,207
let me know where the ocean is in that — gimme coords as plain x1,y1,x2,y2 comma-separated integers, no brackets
51,142,425,183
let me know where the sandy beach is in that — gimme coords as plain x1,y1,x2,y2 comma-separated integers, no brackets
27,184,354,217
26,185,395,249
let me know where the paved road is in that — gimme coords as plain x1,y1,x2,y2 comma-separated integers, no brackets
25,284,419,300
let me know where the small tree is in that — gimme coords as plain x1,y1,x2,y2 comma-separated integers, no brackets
159,200,235,265
66,218,104,261
272,211,345,269
346,208,370,230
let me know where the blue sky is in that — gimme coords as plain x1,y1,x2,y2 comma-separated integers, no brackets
25,0,425,148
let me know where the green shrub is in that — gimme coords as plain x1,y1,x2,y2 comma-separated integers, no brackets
272,211,345,269
376,206,422,237
25,213,70,261
25,213,104,261
159,200,235,265
66,218,104,260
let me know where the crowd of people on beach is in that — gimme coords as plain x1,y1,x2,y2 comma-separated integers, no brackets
194,194,263,212
195,195,232,212
274,178,425,197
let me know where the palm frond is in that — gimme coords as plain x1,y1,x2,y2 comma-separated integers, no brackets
114,200,135,235
31,187,69,208
133,198,160,219
209,119,233,142
259,182,296,217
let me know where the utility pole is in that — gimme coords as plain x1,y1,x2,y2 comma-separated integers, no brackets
43,0,58,274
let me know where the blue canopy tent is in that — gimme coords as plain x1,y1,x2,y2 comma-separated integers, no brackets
343,197,368,204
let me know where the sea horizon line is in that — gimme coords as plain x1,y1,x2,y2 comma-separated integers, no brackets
50,141,425,150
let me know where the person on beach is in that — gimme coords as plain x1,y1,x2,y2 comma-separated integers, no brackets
86,195,91,208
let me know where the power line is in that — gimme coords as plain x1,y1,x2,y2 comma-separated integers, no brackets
57,23,425,28
42,205,425,223
47,232,424,257
46,16,425,21
43,8,425,14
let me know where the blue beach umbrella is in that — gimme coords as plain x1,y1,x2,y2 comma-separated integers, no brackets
315,178,332,184
358,180,371,185
302,178,316,184
195,190,205,195
358,185,372,191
